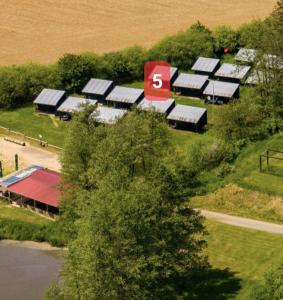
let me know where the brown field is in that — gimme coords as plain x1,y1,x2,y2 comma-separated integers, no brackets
0,0,276,65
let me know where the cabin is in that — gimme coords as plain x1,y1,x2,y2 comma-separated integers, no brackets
106,86,144,109
173,73,209,98
191,57,221,76
33,89,66,114
0,166,60,217
82,78,115,103
235,48,257,64
167,104,207,131
57,96,97,120
245,70,274,85
149,66,179,85
259,54,283,70
215,63,251,83
92,106,127,124
138,98,175,115
203,80,240,104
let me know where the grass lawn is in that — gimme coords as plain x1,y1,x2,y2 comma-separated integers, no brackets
206,219,283,300
0,105,68,147
0,200,49,225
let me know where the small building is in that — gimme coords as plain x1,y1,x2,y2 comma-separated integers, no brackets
106,86,144,109
191,57,221,76
82,78,115,103
34,88,67,114
167,104,207,131
235,48,257,64
173,73,209,98
245,70,274,85
259,54,283,70
215,63,251,83
203,80,240,104
0,166,60,217
138,98,175,115
57,96,97,120
149,66,179,85
92,106,127,124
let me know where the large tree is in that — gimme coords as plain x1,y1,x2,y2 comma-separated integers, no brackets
58,110,208,299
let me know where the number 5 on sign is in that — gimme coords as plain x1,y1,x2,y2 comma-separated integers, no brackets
144,61,171,101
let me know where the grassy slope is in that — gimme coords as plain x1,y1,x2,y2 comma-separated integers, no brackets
0,105,68,147
206,220,283,300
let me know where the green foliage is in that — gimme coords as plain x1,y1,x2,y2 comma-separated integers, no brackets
0,64,59,108
149,22,215,69
253,262,283,300
0,218,65,247
45,283,64,300
57,53,99,94
214,25,240,53
59,110,208,299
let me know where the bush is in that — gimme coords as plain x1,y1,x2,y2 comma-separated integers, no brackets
0,219,65,247
214,25,240,53
149,22,215,69
217,163,233,178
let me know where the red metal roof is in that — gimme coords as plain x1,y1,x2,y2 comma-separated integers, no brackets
7,169,61,208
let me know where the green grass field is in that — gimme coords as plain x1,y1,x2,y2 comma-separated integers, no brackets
206,219,283,300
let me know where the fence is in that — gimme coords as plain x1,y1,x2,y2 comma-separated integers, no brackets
0,126,63,153
259,149,283,172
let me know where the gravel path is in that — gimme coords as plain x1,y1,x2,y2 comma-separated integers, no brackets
201,209,283,234
0,138,60,172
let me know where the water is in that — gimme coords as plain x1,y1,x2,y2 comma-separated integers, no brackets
0,243,62,300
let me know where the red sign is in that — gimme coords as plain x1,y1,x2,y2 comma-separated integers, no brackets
144,61,171,101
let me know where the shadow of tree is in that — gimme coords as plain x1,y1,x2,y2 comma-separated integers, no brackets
186,267,242,300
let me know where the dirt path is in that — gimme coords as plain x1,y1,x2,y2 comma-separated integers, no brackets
0,138,60,172
201,209,283,234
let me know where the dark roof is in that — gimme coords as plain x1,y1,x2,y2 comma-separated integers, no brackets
106,86,144,104
138,98,175,114
7,169,61,208
215,63,251,80
57,97,97,113
203,80,239,98
82,78,114,95
192,57,220,73
34,89,66,106
167,104,206,124
173,73,208,90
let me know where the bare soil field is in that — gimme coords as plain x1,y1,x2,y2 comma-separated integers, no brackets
0,0,276,65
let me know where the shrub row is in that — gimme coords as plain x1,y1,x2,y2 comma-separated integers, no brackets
0,218,66,247
0,20,271,109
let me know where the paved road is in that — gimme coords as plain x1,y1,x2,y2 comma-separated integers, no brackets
201,210,283,235
0,138,60,172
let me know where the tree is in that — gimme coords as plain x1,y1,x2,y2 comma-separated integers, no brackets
214,26,240,53
59,110,208,299
57,53,99,94
253,262,283,300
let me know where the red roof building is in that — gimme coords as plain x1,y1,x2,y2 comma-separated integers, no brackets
7,169,61,208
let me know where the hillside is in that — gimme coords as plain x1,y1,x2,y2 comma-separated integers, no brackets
0,0,276,65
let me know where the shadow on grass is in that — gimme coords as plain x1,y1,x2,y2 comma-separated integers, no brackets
189,267,242,300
